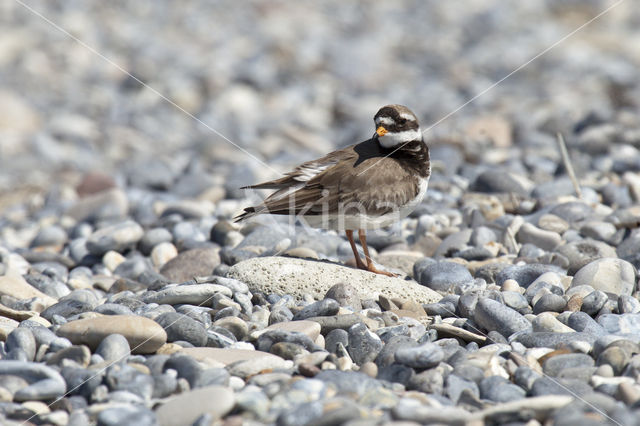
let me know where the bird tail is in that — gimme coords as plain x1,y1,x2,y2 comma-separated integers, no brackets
234,206,259,223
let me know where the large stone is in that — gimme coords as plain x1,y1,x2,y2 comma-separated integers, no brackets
571,258,636,296
0,271,57,310
56,315,167,354
160,247,221,283
155,385,235,426
227,257,441,303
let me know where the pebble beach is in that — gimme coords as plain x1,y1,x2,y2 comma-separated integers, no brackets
1,1,640,425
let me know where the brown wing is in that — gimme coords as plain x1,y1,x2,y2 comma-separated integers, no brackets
235,139,419,221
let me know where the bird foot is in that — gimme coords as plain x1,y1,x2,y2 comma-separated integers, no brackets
360,263,399,277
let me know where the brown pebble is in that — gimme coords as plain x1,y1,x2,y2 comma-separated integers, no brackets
298,363,320,377
566,294,583,312
399,300,428,316
537,348,572,365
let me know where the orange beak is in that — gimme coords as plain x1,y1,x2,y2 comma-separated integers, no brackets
376,126,387,137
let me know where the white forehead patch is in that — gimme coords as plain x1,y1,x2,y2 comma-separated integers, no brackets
376,117,395,126
399,112,416,121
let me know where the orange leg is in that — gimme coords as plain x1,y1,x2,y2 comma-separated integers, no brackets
358,229,397,277
346,230,367,270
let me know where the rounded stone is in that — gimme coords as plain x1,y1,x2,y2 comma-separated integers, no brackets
542,353,595,377
394,342,444,369
517,223,562,251
324,282,362,310
293,299,340,321
159,247,221,283
533,293,567,314
95,334,131,362
56,315,167,354
151,242,179,268
212,316,248,341
473,297,532,337
415,261,474,291
154,312,207,347
581,290,608,316
347,323,383,365
5,327,37,361
571,258,636,296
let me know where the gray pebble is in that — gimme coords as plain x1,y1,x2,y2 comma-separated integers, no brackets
502,291,530,314
394,342,444,369
514,331,598,349
542,353,594,377
415,261,474,291
581,290,608,316
347,323,384,365
154,312,207,346
445,374,479,403
530,377,592,397
97,405,157,426
41,299,94,321
480,375,526,402
568,311,607,335
6,328,36,362
618,295,640,314
496,263,564,288
325,329,349,354
473,297,532,337
533,293,567,314
96,334,131,362
324,282,362,311
86,220,144,255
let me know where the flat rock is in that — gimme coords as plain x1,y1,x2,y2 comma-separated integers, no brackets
0,272,57,309
227,257,441,303
180,347,283,367
227,354,291,378
56,315,167,354
142,284,232,305
253,320,322,341
155,385,235,426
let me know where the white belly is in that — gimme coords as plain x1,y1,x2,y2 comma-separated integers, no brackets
300,177,429,231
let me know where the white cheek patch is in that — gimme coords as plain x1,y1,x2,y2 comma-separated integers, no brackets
376,117,395,126
378,128,422,148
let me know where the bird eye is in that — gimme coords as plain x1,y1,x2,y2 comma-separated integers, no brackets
398,118,407,125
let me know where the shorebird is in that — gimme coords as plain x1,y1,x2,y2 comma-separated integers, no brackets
236,104,430,276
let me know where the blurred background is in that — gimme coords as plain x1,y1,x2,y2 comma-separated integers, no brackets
0,0,639,218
